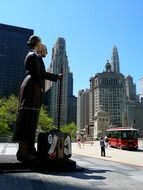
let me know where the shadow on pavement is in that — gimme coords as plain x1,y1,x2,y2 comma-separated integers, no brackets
136,149,143,152
0,172,106,190
85,168,113,174
41,168,110,181
45,171,106,181
122,149,143,152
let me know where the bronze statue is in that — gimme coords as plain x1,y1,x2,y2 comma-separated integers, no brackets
13,35,62,162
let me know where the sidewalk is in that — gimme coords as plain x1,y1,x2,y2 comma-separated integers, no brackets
72,140,143,167
0,142,143,190
0,142,143,167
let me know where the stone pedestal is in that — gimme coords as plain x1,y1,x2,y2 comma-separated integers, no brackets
0,155,84,173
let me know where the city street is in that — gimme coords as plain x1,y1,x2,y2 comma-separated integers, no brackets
0,142,143,189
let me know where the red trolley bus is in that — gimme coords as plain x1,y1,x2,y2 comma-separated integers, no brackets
106,128,138,150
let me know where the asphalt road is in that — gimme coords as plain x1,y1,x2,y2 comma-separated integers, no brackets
73,154,143,190
0,154,143,190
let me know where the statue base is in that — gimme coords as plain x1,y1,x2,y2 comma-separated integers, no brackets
0,155,84,173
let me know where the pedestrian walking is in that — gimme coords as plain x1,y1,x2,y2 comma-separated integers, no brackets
82,137,85,146
100,137,106,157
77,138,81,148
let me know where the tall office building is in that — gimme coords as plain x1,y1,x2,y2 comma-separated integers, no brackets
45,66,53,92
125,75,136,101
67,72,77,124
90,60,126,127
139,78,143,101
125,76,143,135
111,46,120,73
0,23,33,96
67,95,77,124
45,38,76,125
77,89,90,131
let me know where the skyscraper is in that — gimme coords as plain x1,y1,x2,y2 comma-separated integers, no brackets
77,89,90,130
90,60,126,127
139,78,143,101
126,77,143,135
0,23,33,97
111,46,120,73
67,72,77,124
45,38,76,125
125,75,136,101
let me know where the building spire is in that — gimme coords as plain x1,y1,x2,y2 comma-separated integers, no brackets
111,46,120,73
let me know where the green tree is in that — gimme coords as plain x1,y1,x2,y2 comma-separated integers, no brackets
0,122,10,136
61,122,77,140
0,95,55,136
38,105,55,132
0,95,18,136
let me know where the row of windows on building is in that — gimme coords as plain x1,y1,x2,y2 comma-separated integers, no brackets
95,100,123,105
100,78,122,86
98,91,123,95
98,117,121,123
99,118,109,122
94,91,123,97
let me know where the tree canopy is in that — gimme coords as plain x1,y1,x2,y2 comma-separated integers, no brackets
61,122,77,140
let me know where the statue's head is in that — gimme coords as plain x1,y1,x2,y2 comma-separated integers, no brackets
38,44,48,58
27,35,42,51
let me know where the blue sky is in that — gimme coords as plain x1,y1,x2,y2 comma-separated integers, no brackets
0,0,143,95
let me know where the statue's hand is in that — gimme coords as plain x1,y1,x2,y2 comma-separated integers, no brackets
58,73,63,80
